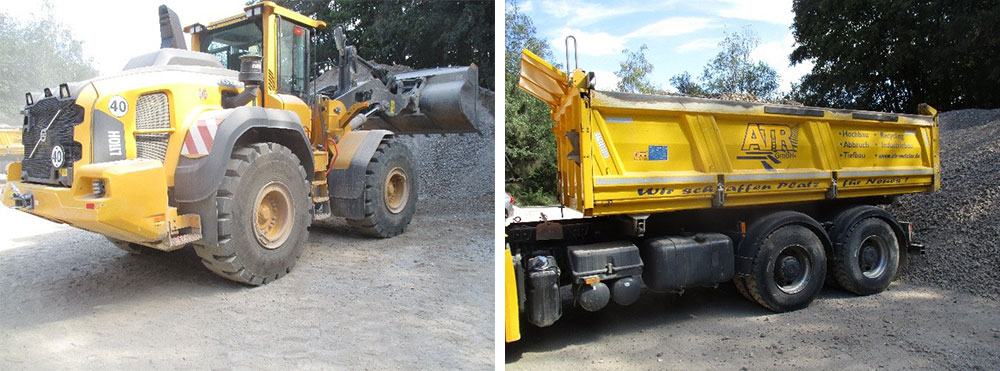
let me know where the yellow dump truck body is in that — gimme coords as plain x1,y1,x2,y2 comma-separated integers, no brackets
0,128,24,156
519,50,940,217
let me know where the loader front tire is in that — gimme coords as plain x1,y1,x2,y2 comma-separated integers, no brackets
194,142,310,285
347,138,417,238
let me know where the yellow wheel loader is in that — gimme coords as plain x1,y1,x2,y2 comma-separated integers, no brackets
2,2,479,285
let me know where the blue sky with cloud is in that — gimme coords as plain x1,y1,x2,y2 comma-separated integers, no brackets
511,0,814,93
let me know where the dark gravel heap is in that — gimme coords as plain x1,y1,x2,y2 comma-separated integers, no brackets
889,108,1000,299
398,88,494,205
312,65,494,212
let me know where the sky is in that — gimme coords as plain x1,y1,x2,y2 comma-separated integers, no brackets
2,0,248,75
510,0,814,93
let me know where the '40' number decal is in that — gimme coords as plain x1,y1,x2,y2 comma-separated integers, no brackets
108,95,128,117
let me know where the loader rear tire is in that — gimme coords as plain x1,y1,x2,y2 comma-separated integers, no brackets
194,142,310,285
346,138,417,238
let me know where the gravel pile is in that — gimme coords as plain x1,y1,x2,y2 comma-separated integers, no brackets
398,88,494,206
628,90,803,106
888,108,1000,299
312,65,494,213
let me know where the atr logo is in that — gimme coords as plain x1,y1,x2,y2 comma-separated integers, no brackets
737,123,798,170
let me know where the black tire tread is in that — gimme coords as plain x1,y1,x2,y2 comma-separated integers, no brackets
831,217,898,295
745,230,782,312
346,139,416,238
193,142,309,285
733,275,753,301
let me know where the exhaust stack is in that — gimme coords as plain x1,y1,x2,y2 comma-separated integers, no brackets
159,5,186,49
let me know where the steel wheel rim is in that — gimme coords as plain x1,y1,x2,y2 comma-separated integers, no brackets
858,235,889,279
383,167,408,214
774,244,812,295
253,181,293,249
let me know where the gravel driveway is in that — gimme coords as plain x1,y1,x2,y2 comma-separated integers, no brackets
0,198,493,370
507,281,1000,369
506,109,1000,369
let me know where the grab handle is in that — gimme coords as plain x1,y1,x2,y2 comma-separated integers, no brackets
565,35,577,86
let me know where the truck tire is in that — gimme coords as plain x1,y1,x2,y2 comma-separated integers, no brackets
745,223,827,312
194,142,310,285
733,276,753,301
346,139,417,238
830,217,899,295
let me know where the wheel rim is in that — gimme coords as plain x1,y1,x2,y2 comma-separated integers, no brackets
253,181,293,249
858,235,889,279
773,244,812,295
383,167,408,214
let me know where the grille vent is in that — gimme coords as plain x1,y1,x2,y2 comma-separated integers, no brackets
135,93,170,161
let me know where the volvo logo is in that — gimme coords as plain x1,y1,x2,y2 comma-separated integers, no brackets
51,145,64,168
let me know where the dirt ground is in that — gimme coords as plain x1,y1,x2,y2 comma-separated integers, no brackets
506,279,1000,370
0,198,492,370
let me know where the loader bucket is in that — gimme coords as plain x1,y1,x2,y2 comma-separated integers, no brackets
372,65,480,134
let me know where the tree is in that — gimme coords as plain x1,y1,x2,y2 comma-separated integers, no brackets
616,45,662,94
504,2,558,205
274,0,494,90
671,28,779,99
670,72,705,95
790,0,1000,112
0,8,96,126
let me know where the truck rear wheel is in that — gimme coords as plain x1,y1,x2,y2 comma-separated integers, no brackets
830,217,899,295
194,142,310,285
745,223,827,312
733,276,753,301
346,139,417,238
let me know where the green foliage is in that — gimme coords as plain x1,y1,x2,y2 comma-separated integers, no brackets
790,0,1000,112
273,0,494,90
616,45,663,94
0,9,97,126
669,72,705,95
671,28,779,98
504,3,557,206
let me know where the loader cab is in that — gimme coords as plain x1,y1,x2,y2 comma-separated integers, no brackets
185,2,325,127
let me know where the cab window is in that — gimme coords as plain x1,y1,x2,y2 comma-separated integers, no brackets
277,18,308,95
200,21,263,70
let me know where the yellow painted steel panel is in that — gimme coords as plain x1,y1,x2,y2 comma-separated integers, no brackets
520,51,940,217
2,159,174,245
504,248,521,343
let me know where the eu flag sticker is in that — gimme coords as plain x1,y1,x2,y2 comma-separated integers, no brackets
648,145,668,161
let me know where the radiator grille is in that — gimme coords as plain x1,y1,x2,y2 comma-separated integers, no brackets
21,97,84,186
134,93,170,161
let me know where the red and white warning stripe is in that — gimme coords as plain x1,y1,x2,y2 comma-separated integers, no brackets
181,115,224,157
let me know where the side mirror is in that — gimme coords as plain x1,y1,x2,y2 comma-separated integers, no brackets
334,26,346,58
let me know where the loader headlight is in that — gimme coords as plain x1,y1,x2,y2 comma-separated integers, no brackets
92,180,106,197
